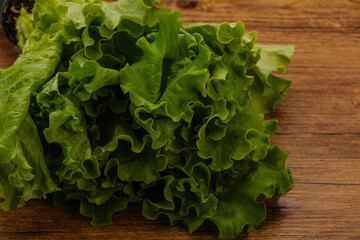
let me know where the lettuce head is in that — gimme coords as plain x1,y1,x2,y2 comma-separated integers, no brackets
0,0,294,239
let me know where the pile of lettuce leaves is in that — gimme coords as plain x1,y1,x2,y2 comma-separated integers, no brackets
0,0,294,239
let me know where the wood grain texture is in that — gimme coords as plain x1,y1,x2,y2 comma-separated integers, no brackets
1,0,360,239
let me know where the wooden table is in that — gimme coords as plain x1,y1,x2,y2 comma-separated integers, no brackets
1,0,360,239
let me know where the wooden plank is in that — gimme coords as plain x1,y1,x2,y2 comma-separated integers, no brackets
0,184,359,239
0,32,17,68
1,0,360,239
270,92,360,184
247,183,360,239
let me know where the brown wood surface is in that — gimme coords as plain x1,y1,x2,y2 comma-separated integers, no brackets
1,0,360,239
